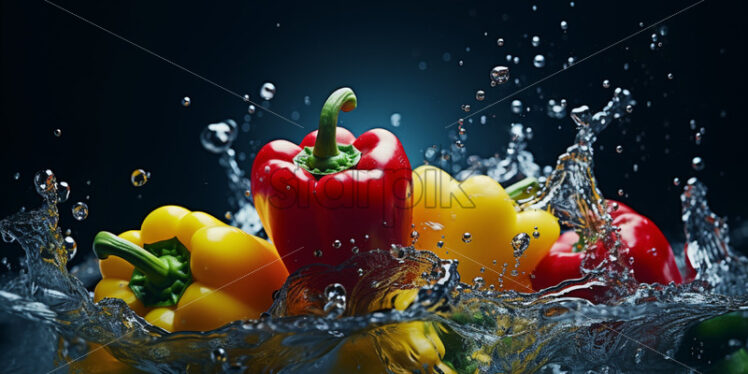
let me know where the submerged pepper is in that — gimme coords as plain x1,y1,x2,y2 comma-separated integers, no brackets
531,200,682,298
251,87,412,273
93,206,288,332
412,165,560,291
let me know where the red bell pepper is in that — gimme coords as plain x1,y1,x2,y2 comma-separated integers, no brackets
251,87,412,273
531,200,682,299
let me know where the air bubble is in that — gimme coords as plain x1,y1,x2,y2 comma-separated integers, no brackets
71,202,89,221
462,232,472,243
260,82,276,100
130,169,149,187
490,66,510,84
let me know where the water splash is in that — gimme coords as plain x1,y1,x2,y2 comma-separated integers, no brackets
0,87,746,373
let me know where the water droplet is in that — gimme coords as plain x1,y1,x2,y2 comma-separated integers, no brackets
616,145,624,154
473,276,485,289
511,99,524,114
512,233,530,257
313,249,323,257
560,20,568,30
248,105,256,114
13,172,20,180
390,113,402,127
436,240,444,248
34,169,56,197
71,202,89,221
211,348,228,363
53,129,62,137
673,177,681,186
181,97,191,107
200,120,238,154
533,54,546,68
490,66,510,84
531,35,540,47
513,56,520,65
602,79,611,88
475,90,485,101
667,73,674,80
323,283,346,317
691,156,704,171
63,236,77,260
130,169,149,187
626,105,633,113
532,230,540,239
455,140,465,148
224,211,233,220
242,94,251,103
496,38,504,47
332,240,342,249
628,256,635,265
57,181,70,202
259,82,276,100
462,232,472,243
461,104,471,112
618,189,625,196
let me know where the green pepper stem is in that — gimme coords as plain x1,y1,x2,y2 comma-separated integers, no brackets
93,231,170,286
505,177,540,201
314,87,357,159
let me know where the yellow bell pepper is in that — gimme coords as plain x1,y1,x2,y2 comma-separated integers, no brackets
93,205,289,332
332,289,456,374
412,165,560,292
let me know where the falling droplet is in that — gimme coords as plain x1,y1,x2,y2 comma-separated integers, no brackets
496,38,504,47
560,20,568,30
53,129,62,137
533,54,546,68
332,240,342,249
437,240,444,248
626,105,634,113
313,249,323,258
616,145,624,153
602,79,611,88
667,73,674,80
57,181,71,202
248,105,256,114
34,169,56,197
462,232,472,243
181,97,191,107
691,156,704,171
531,35,540,47
673,177,681,186
390,113,402,128
71,202,89,221
455,140,465,148
511,99,523,114
260,82,276,100
475,90,485,101
130,169,149,187
63,236,77,260
490,66,510,84
618,189,625,196
200,120,238,154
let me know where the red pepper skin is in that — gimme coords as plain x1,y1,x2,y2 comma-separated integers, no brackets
531,200,682,299
251,127,412,273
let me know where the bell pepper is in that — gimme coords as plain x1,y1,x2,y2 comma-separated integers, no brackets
412,165,560,292
531,200,682,298
251,87,412,273
93,205,289,332
332,289,456,374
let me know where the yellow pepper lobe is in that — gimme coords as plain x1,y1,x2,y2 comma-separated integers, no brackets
93,278,148,316
412,165,560,292
175,211,225,249
173,283,260,331
140,205,190,244
189,225,289,311
144,307,175,332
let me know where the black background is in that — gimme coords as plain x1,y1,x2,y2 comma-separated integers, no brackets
1,0,747,268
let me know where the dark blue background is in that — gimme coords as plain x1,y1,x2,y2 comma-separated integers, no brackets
1,0,747,265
